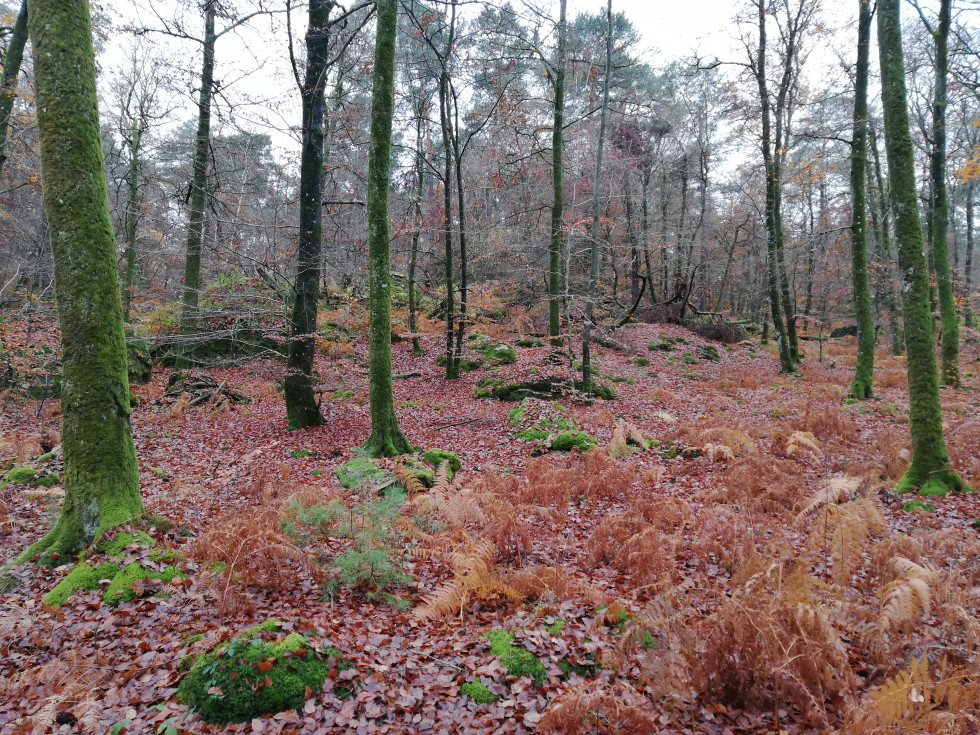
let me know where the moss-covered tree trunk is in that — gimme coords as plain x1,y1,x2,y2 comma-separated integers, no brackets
123,120,141,324
848,0,874,399
877,0,963,496
965,181,974,328
179,1,216,334
19,0,142,562
869,125,903,355
362,0,413,458
284,0,332,430
548,0,567,349
928,0,959,386
0,0,27,177
408,99,425,357
754,0,794,373
439,60,458,379
581,0,612,393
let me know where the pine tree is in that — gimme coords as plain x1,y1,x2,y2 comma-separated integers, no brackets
19,0,142,561
362,0,413,457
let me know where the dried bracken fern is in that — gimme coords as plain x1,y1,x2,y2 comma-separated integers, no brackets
538,681,658,734
784,430,822,459
796,474,862,519
393,463,427,495
848,656,980,734
414,538,523,619
806,496,887,587
507,565,599,604
702,442,735,463
878,558,939,632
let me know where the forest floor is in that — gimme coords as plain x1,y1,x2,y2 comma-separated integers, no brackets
1,306,979,734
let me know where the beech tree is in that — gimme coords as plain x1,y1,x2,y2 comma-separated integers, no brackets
362,0,412,457
877,0,964,496
19,0,142,560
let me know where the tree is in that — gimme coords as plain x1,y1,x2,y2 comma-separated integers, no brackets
0,0,27,177
362,0,413,457
19,0,142,561
580,0,613,393
284,0,333,430
548,0,567,349
848,0,874,399
877,0,964,496
916,0,959,386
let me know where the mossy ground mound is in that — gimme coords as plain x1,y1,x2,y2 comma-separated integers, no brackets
420,448,461,474
475,375,570,401
460,680,499,704
42,529,186,607
335,458,387,489
177,621,351,724
485,629,547,686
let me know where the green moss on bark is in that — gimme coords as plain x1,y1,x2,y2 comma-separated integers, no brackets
22,0,142,563
877,0,964,497
361,0,412,458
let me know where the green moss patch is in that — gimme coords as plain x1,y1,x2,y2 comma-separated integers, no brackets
485,629,547,686
420,448,461,473
177,621,350,725
5,465,36,484
547,431,598,453
44,561,120,607
103,561,185,604
475,376,571,401
460,680,499,704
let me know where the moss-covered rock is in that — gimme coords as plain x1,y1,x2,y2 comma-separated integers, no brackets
5,465,36,484
335,458,386,489
177,621,350,724
574,381,617,401
102,560,185,604
420,448,461,473
474,340,516,366
549,431,598,453
31,473,60,488
475,376,571,401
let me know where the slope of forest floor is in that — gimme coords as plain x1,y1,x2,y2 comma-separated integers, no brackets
1,308,979,734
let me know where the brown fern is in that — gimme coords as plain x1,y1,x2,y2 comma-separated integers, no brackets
414,538,523,619
538,682,659,734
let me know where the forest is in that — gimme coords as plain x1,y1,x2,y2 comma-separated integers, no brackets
0,0,979,732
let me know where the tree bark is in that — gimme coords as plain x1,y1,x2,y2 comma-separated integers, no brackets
548,0,567,349
409,98,425,357
123,119,141,324
362,0,413,457
0,0,28,177
869,125,903,355
581,0,613,392
849,0,874,399
754,0,794,372
438,8,458,379
284,0,332,430
20,0,142,561
928,0,959,386
179,1,216,334
965,181,974,328
877,0,963,495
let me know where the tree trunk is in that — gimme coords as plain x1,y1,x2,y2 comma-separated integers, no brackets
284,0,332,430
409,99,425,357
929,0,959,386
438,11,458,380
965,181,974,328
849,0,874,399
581,0,613,392
20,0,142,561
755,0,794,372
362,0,413,457
877,0,963,496
548,0,567,349
451,80,469,364
0,0,28,177
123,120,141,324
179,1,215,334
869,125,903,355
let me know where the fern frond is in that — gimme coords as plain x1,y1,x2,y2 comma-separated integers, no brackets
607,420,630,458
393,463,427,495
878,558,938,632
433,461,452,492
796,474,862,519
785,430,822,459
